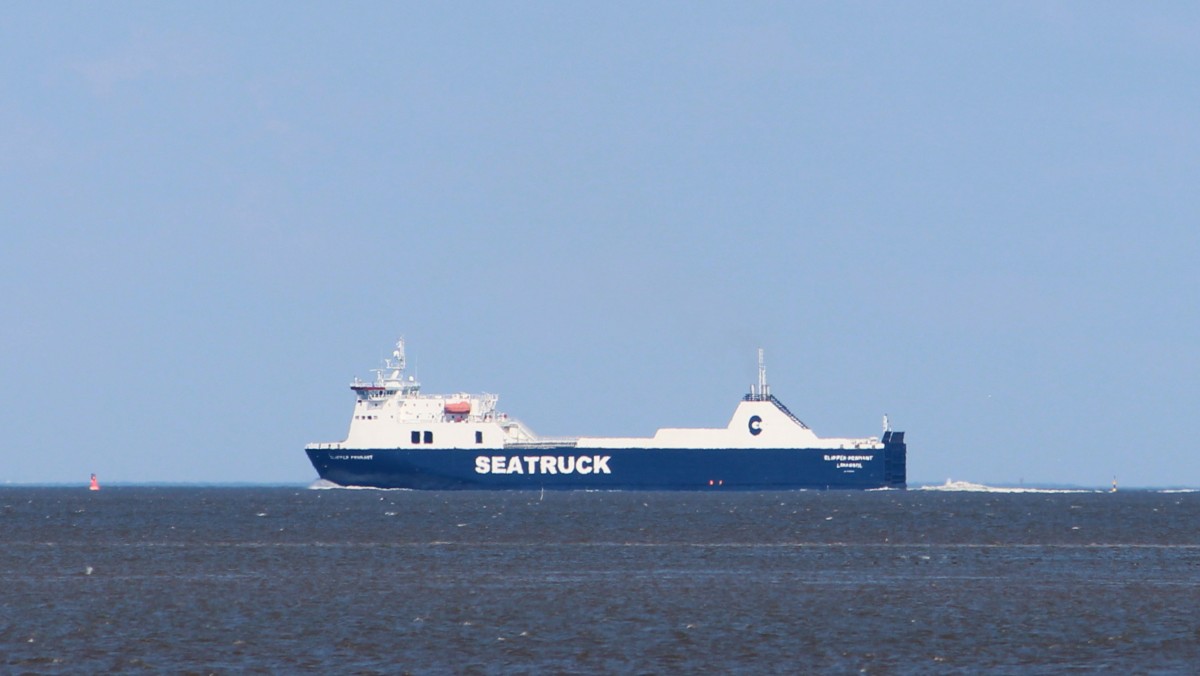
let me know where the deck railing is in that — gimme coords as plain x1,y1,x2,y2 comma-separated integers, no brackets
742,393,810,429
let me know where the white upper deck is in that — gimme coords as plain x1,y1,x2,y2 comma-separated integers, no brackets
576,350,882,450
308,339,884,451
305,338,540,451
346,338,501,423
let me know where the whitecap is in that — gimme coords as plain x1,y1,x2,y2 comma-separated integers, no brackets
918,479,1096,494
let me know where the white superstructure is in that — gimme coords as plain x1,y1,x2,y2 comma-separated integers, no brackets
579,348,882,451
307,338,884,452
308,338,539,451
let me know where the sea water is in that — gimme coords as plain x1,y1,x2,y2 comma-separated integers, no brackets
1,486,1198,673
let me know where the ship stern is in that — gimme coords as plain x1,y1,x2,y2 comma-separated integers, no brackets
882,431,907,489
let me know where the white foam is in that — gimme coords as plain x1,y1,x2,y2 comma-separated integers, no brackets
918,479,1098,494
306,479,412,491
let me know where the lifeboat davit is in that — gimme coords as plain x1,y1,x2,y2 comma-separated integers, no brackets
444,401,471,415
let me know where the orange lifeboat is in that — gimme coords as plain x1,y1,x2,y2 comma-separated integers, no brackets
444,401,471,415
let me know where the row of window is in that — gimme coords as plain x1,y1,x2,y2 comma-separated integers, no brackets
410,430,485,444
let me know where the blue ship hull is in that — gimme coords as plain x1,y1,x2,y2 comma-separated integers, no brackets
306,432,906,491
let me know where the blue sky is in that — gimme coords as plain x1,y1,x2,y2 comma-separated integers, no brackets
2,3,1197,486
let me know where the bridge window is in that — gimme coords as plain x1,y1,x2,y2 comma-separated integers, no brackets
475,431,483,444
411,431,420,444
423,431,433,444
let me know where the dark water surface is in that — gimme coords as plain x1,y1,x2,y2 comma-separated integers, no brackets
2,487,1198,673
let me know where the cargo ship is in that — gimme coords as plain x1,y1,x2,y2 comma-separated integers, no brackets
305,339,906,490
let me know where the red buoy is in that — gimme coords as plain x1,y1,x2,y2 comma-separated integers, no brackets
89,474,100,491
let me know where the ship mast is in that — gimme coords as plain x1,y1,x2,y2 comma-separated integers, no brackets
361,337,420,395
758,348,769,397
750,348,771,399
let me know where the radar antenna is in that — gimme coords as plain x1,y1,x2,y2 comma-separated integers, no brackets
392,338,406,372
377,337,407,382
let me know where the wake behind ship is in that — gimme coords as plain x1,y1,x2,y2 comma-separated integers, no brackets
305,339,906,490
